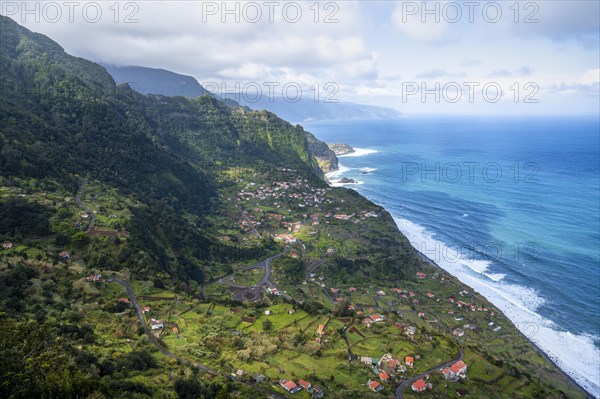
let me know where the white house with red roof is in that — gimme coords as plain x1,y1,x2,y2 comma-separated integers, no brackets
378,371,390,381
280,380,301,394
367,380,383,392
317,324,325,336
369,314,385,323
411,379,428,392
442,360,468,381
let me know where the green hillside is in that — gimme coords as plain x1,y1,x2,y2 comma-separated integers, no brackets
0,16,588,399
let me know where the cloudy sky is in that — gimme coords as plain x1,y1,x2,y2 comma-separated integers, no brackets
5,0,599,115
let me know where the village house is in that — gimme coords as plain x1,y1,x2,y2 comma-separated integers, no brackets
280,380,301,394
86,273,102,282
59,251,70,259
378,371,390,381
405,356,414,367
317,324,325,336
416,272,427,279
298,379,312,391
149,319,164,330
311,386,324,398
142,307,151,313
361,357,378,366
378,354,400,373
411,379,428,392
442,360,468,382
253,374,265,383
369,314,385,323
172,327,179,335
367,380,383,392
2,242,13,250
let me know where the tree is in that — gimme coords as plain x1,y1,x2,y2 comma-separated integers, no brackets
173,378,202,399
216,387,231,399
262,319,273,331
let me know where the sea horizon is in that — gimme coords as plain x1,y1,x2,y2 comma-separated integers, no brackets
307,115,600,397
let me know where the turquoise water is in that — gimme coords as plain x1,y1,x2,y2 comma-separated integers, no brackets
305,116,600,396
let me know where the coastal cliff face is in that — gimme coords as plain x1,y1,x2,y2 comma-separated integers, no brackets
305,131,339,173
0,16,588,399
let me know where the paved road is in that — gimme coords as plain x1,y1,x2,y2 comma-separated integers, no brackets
395,347,464,399
240,208,261,239
304,259,325,280
75,180,95,233
233,254,281,302
340,319,356,361
109,278,219,373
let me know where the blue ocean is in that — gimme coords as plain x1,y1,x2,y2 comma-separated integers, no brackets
305,116,600,396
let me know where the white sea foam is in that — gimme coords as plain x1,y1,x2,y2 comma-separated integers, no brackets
325,164,352,182
392,216,600,398
330,179,365,187
339,148,379,157
360,167,378,173
484,273,507,282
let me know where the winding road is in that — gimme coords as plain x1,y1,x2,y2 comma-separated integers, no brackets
340,319,356,361
232,254,280,301
108,277,286,398
75,180,95,233
109,278,219,373
395,347,464,399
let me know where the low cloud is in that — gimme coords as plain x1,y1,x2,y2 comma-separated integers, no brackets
416,69,466,79
487,67,533,78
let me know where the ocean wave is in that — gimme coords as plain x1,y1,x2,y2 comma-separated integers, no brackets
325,164,353,181
484,273,507,281
339,148,379,157
360,167,378,173
330,180,364,187
392,216,600,397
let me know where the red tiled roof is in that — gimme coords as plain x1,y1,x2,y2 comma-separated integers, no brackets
450,360,467,373
379,371,390,380
298,379,311,388
283,380,297,390
368,380,381,389
412,379,427,390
